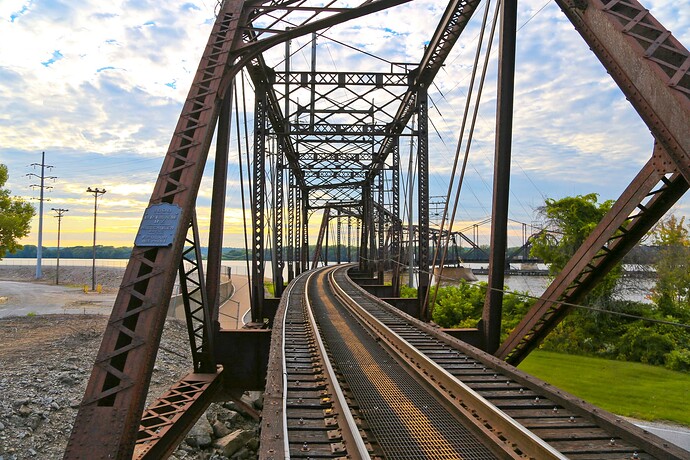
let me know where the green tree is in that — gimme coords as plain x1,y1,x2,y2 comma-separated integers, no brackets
530,193,619,304
0,164,34,259
650,215,690,313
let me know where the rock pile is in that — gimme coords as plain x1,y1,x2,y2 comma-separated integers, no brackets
174,394,262,460
0,315,260,459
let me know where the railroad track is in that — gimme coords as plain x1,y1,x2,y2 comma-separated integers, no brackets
261,265,688,459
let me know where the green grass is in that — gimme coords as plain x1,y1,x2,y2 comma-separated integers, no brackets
519,351,690,426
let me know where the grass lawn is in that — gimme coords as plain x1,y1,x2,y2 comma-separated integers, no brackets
519,351,690,427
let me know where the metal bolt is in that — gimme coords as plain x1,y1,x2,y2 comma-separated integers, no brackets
610,438,616,446
569,416,575,423
299,417,305,425
632,452,639,459
553,407,558,413
519,388,524,394
301,442,310,452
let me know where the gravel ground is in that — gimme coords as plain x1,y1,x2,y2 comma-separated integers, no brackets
0,266,261,460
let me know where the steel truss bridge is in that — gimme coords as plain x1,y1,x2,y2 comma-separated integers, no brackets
64,0,690,458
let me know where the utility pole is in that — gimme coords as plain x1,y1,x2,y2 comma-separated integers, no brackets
27,152,57,279
51,208,68,285
86,187,106,291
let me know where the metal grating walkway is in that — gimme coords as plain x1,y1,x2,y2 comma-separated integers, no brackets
308,274,497,459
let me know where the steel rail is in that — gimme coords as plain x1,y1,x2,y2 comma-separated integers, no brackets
279,274,298,458
326,265,567,460
302,268,372,459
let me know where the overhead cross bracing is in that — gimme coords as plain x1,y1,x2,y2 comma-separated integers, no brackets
63,0,690,458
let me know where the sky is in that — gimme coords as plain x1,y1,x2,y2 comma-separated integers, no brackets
1,0,690,252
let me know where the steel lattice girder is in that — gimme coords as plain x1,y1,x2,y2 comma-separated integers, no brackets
497,0,690,363
499,147,689,364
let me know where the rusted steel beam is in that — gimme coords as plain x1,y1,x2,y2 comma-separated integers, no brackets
64,4,244,458
207,94,232,332
178,214,216,373
482,0,518,354
132,372,222,460
555,0,690,180
498,148,689,364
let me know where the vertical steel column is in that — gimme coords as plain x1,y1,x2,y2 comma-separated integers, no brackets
284,33,294,284
325,214,330,266
273,140,285,297
391,138,401,296
251,82,268,323
287,170,295,281
337,213,342,264
377,168,385,281
369,185,377,275
207,93,232,329
347,216,352,262
356,219,361,262
360,183,371,272
482,0,518,354
417,86,430,320
301,193,309,270
296,183,302,275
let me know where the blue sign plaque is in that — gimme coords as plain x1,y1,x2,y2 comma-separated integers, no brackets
134,203,182,247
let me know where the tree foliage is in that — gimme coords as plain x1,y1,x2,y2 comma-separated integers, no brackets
0,165,34,259
537,212,690,372
431,281,533,342
650,215,690,310
530,193,620,304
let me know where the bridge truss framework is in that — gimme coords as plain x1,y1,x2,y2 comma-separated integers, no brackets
64,0,690,458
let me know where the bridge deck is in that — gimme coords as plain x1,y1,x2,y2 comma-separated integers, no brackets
261,265,688,459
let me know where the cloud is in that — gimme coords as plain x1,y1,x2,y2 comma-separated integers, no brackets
2,0,689,250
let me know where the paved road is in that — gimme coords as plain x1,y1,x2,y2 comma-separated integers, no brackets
0,280,116,318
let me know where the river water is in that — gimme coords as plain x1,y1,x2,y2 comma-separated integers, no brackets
1,258,655,303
